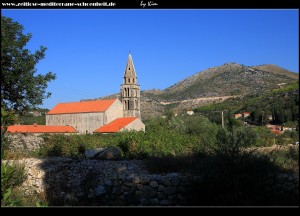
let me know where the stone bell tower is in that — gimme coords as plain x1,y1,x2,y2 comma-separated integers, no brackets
120,53,141,119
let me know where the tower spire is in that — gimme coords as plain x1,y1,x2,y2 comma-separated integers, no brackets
124,53,137,84
120,53,141,119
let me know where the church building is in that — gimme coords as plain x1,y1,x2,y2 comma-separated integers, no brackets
45,54,145,134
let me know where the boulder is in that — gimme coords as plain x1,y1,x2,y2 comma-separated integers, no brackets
84,148,104,159
94,147,122,160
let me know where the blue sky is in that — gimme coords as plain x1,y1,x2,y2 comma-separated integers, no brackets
2,9,299,109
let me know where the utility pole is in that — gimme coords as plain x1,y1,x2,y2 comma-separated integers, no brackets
222,111,224,128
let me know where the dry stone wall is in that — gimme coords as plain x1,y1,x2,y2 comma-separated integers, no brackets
3,157,298,206
5,158,193,206
7,134,44,151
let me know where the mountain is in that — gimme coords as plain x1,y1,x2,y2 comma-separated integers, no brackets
145,63,298,101
95,63,298,120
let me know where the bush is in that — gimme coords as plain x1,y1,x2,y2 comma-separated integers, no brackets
1,162,27,206
253,126,276,147
215,126,257,162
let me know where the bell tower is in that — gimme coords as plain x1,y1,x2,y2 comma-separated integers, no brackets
120,53,141,119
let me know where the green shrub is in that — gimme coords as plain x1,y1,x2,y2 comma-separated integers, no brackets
253,126,276,147
215,126,257,162
1,162,26,206
269,146,299,170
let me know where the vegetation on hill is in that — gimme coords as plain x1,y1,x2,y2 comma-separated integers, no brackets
194,81,299,127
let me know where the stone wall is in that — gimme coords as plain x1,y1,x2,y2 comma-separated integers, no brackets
46,112,106,134
3,157,299,206
5,158,192,206
7,134,45,151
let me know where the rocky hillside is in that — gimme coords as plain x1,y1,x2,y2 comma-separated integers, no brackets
90,63,298,120
146,63,298,102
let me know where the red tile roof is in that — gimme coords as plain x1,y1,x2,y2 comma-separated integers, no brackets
271,129,281,135
94,117,137,133
47,99,117,115
7,125,77,133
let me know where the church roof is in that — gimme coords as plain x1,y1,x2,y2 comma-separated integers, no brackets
6,125,77,133
124,53,137,78
94,117,137,133
47,99,117,115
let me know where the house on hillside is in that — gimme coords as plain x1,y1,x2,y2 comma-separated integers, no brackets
267,125,282,135
243,112,250,118
234,113,242,119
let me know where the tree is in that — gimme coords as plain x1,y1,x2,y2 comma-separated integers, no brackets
1,16,56,113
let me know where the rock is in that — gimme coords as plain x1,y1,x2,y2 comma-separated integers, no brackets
164,186,177,195
149,198,159,205
85,148,104,159
95,147,122,160
157,192,166,200
124,174,135,182
171,176,180,186
157,185,164,192
135,191,143,199
177,193,186,200
160,199,172,206
137,184,144,191
139,176,151,184
155,175,162,183
140,198,150,205
95,185,106,196
162,177,171,186
149,181,158,188
104,179,112,186
132,176,140,184
143,186,157,198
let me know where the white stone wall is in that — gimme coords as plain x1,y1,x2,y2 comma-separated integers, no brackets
121,118,145,132
46,112,105,134
46,99,124,134
105,99,124,124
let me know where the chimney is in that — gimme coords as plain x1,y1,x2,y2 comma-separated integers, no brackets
33,123,38,127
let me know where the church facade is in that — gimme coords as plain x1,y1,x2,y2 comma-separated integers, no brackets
45,54,145,134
